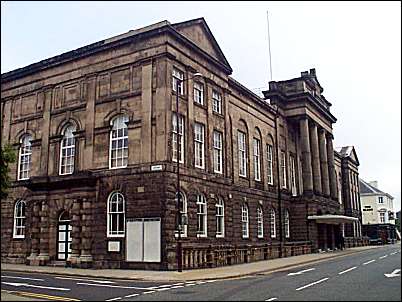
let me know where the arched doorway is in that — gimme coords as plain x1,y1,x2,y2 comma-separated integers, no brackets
57,211,72,260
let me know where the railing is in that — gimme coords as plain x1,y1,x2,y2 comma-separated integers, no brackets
180,241,312,270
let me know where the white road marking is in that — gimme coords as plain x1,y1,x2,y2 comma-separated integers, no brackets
156,287,171,291
287,268,316,276
338,266,357,275
171,282,184,286
124,293,139,298
1,275,44,282
2,281,70,291
76,282,150,290
171,285,184,289
196,281,207,284
363,260,376,265
185,283,196,286
157,284,174,288
390,252,397,255
295,277,329,291
142,290,156,294
379,255,388,259
105,297,122,301
55,276,115,284
265,298,278,301
206,280,217,283
384,269,401,278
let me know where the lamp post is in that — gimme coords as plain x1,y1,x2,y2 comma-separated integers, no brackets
175,72,202,272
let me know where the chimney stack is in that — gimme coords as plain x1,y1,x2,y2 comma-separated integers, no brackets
369,181,378,188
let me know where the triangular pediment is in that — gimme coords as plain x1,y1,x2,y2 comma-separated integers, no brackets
172,18,232,73
349,147,359,165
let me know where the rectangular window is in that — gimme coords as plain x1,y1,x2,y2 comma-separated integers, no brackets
193,82,204,105
257,208,264,238
216,199,224,237
242,205,249,238
213,131,223,174
238,131,247,177
172,113,184,163
378,196,384,204
290,155,297,196
172,68,184,95
212,90,222,114
194,122,205,169
253,138,261,181
267,144,273,185
379,212,385,223
281,151,287,189
270,209,276,238
197,195,207,237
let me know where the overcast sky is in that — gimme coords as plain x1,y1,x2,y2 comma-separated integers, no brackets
2,1,400,211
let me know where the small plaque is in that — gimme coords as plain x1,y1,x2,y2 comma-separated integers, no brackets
151,165,163,171
108,241,120,252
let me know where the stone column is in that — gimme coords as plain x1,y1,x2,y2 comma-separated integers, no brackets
27,202,41,264
310,123,322,194
299,118,313,193
37,201,50,265
318,129,330,196
68,199,81,267
79,198,93,268
326,134,338,200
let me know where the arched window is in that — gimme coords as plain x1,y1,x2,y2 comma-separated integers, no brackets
284,209,290,238
242,204,249,238
257,206,264,238
60,125,76,175
13,200,26,238
18,135,32,180
107,192,125,237
270,208,276,238
175,191,187,237
216,197,224,237
196,194,207,237
110,115,128,169
253,127,262,182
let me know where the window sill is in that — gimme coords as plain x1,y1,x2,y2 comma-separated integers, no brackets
194,102,207,109
107,234,125,238
212,111,225,119
216,234,225,238
197,234,207,238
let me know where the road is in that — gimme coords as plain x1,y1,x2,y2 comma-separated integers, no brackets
1,244,400,301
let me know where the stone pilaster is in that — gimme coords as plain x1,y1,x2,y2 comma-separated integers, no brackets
310,123,322,194
27,202,41,264
140,61,153,163
299,117,313,193
79,198,93,268
318,129,330,196
37,201,50,265
68,199,81,267
326,134,338,200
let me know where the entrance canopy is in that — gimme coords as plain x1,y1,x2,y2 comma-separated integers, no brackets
308,215,358,224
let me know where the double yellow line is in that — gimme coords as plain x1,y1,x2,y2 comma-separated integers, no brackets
1,289,80,301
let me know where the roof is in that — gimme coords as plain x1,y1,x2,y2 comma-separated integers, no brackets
307,215,358,224
359,178,394,199
335,145,359,165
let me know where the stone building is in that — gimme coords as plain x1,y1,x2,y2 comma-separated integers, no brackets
1,17,364,270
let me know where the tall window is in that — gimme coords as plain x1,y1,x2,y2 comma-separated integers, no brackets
18,135,32,180
60,125,76,175
290,155,297,196
194,123,205,169
270,208,276,238
378,196,384,204
172,113,184,163
242,204,249,238
253,138,261,181
257,206,264,238
193,82,204,105
379,211,385,223
172,68,184,94
175,192,187,237
110,115,128,169
213,131,223,174
107,192,125,237
238,131,247,177
284,210,290,238
267,144,273,185
281,151,287,189
212,90,222,114
197,194,207,237
216,198,224,237
13,200,26,238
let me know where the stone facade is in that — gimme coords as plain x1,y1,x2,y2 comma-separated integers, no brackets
1,18,364,270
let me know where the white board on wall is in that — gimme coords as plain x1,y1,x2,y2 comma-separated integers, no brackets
144,219,161,262
126,220,143,262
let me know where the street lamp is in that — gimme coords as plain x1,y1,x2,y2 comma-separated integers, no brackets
175,71,203,272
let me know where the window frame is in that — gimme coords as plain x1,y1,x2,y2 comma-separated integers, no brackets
284,209,290,238
289,154,297,196
13,200,26,239
270,208,276,239
175,191,188,238
257,206,264,238
213,130,223,174
253,138,261,181
172,68,184,95
59,125,76,175
172,113,184,164
107,192,126,238
280,150,287,189
212,90,222,114
216,198,225,238
241,204,249,238
196,194,207,237
17,135,32,181
109,115,129,169
378,196,384,204
267,144,273,185
193,82,204,105
238,131,247,177
194,122,205,169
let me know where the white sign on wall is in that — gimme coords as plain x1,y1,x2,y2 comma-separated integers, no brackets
108,241,120,252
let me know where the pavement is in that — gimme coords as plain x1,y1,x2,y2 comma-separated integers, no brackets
1,245,385,282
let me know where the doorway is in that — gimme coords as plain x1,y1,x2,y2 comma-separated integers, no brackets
57,211,72,260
